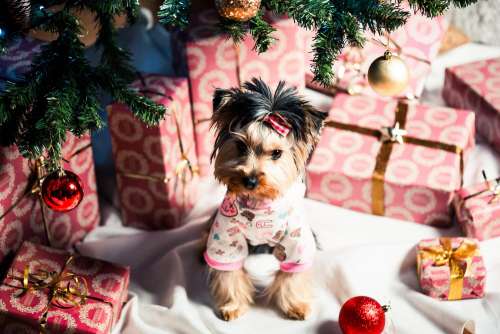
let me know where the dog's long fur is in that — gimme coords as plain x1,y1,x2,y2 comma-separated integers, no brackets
208,78,327,320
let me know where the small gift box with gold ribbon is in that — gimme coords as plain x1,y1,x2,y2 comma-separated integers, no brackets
304,8,448,99
417,237,486,300
0,241,130,333
443,57,500,154
306,93,475,226
453,172,500,240
0,133,100,263
181,8,307,176
107,76,199,230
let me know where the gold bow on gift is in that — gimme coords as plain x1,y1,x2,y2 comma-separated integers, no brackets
9,256,87,333
419,238,478,300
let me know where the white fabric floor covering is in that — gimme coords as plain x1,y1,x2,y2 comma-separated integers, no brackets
78,43,500,334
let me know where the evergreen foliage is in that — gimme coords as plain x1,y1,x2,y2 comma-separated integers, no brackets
0,1,166,170
158,0,479,86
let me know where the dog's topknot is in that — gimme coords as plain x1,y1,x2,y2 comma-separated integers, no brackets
211,78,327,160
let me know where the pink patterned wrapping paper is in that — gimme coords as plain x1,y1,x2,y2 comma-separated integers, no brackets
108,76,199,230
443,57,500,153
306,94,475,226
304,13,447,99
0,134,100,263
0,241,130,334
453,179,500,240
184,9,306,176
417,238,485,300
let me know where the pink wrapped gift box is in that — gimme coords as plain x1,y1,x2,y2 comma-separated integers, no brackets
0,134,100,262
306,94,475,226
0,241,129,333
184,9,306,175
417,237,485,300
108,76,199,230
443,57,500,153
453,178,500,240
305,13,447,99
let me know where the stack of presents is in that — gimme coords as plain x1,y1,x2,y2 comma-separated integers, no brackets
0,6,499,332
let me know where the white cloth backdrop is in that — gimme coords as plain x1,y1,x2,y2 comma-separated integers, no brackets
77,43,500,334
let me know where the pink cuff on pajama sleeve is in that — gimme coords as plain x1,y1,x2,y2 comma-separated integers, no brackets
204,251,245,271
280,262,313,273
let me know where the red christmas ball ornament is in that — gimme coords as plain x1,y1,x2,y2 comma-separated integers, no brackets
42,170,84,212
339,296,388,334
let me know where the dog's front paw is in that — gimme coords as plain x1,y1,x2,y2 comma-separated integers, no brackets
284,302,311,320
219,302,248,321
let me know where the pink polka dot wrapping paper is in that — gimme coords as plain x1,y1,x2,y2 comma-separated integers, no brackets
416,238,486,300
183,10,307,176
306,93,476,226
303,10,448,99
443,57,500,153
453,179,500,240
107,76,199,230
0,241,130,334
0,134,100,263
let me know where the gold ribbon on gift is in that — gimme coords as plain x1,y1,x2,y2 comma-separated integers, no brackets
419,238,478,300
464,170,500,204
325,101,464,216
116,106,199,208
7,255,114,333
0,144,93,247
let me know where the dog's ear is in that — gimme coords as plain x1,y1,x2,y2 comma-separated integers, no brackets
211,88,240,161
213,88,233,115
303,104,328,149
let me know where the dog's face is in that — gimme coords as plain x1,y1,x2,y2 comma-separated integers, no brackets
211,79,327,200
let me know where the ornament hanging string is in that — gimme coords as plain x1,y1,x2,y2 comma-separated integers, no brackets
371,34,431,65
463,170,500,203
419,238,478,300
324,101,465,216
5,255,114,333
307,32,431,97
0,143,92,247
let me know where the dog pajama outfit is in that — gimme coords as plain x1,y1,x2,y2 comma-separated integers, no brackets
204,181,316,273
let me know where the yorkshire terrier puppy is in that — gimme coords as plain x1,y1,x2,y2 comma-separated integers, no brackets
204,78,327,321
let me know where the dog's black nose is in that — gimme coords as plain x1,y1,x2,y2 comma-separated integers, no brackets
243,176,258,190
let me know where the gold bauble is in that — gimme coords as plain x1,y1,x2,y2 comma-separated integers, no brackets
367,51,410,97
215,0,261,21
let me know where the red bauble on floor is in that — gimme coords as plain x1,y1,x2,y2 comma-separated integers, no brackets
339,296,387,334
42,170,84,212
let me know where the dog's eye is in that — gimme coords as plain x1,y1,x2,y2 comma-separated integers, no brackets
235,141,248,155
271,149,282,160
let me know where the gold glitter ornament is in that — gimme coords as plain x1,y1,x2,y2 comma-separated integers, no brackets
215,0,261,22
367,50,410,97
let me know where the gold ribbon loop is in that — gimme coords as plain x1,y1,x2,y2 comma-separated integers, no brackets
420,238,477,300
8,254,115,333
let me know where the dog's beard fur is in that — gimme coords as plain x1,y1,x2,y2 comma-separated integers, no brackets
207,79,327,321
214,123,308,200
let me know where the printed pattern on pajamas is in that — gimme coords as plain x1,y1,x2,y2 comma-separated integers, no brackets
204,181,316,272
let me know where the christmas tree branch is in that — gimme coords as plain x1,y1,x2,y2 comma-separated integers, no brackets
0,1,166,169
158,0,478,86
158,0,190,29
